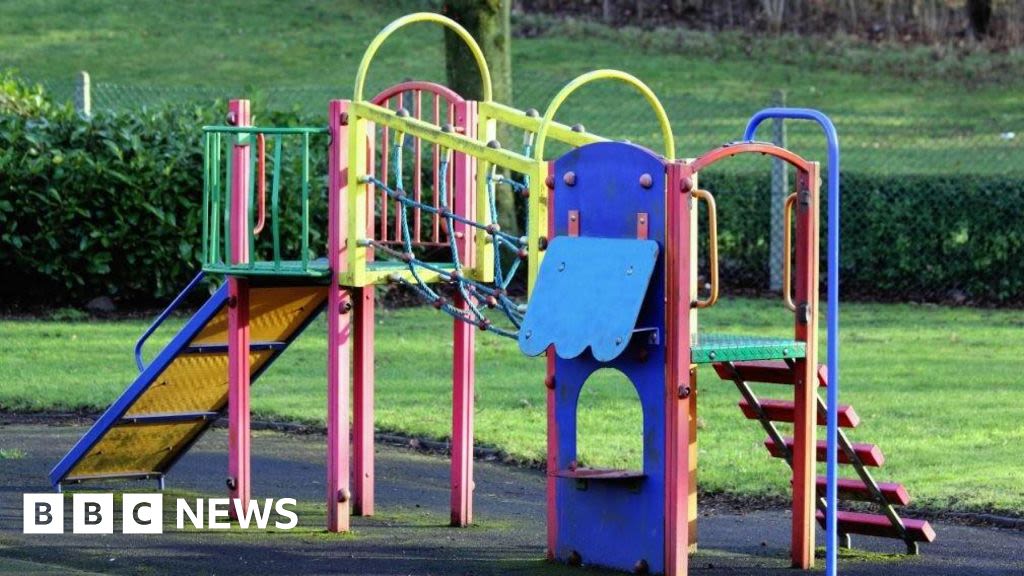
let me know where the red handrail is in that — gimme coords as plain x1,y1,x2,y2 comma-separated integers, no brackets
254,133,267,235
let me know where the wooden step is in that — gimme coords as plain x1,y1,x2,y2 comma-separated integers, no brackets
764,437,885,467
739,399,860,428
817,510,935,543
714,360,827,386
815,476,910,506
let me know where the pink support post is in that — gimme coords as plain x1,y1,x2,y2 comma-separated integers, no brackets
326,99,352,532
450,101,477,527
353,287,375,515
353,119,377,517
544,162,558,558
664,162,695,576
227,99,252,519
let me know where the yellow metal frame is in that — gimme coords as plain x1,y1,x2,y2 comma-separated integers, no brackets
344,16,677,292
352,13,492,104
526,70,676,293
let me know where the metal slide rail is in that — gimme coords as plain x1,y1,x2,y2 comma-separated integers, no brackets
134,271,206,372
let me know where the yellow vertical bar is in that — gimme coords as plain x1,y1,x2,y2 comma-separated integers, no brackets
474,103,496,283
346,114,369,286
526,161,548,296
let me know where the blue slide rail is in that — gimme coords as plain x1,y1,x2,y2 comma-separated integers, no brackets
744,108,841,576
134,270,207,372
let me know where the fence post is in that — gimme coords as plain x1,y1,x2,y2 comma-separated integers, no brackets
74,71,91,117
769,89,787,292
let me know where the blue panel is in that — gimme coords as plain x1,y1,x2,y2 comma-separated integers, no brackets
518,237,658,362
545,141,669,574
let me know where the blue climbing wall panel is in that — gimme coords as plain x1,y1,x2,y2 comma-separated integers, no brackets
546,141,669,574
519,236,659,362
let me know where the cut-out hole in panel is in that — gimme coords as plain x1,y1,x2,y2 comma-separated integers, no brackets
575,367,644,472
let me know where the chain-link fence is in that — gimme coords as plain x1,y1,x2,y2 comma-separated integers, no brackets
27,71,1024,306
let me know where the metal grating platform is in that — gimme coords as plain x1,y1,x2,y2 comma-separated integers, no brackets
691,333,805,364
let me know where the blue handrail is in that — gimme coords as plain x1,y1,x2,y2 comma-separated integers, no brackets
743,108,840,576
134,271,207,372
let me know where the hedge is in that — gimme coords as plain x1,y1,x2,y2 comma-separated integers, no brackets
2,75,1022,307
0,74,325,306
701,172,1024,305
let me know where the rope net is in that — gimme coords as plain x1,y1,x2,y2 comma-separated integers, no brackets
360,119,533,339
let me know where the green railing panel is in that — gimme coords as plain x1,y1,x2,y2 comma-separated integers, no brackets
200,125,329,279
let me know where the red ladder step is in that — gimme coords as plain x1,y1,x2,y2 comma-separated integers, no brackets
738,399,860,428
764,437,885,467
816,510,936,543
714,360,828,386
815,476,910,506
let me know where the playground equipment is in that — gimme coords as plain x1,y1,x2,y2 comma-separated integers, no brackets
50,12,935,576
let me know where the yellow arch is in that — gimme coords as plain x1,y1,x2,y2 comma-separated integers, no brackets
534,70,675,161
353,12,493,103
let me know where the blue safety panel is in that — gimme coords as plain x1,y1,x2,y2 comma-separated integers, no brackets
518,236,658,362
544,141,669,574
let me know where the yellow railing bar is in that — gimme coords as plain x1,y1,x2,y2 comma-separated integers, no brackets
533,69,675,161
782,192,797,312
692,189,719,309
478,101,605,149
524,70,675,295
353,12,493,104
351,101,537,174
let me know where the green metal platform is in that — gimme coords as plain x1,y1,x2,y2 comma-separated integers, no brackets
203,259,456,280
691,333,805,364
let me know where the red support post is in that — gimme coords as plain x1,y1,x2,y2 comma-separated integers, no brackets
352,111,377,517
326,99,352,532
664,162,697,576
450,100,476,527
226,99,252,520
790,165,821,568
352,285,375,516
544,162,558,558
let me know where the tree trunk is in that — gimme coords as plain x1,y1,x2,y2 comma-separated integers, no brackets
443,0,520,236
603,0,614,24
966,0,992,38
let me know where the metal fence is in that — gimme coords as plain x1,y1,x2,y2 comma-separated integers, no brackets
27,71,1024,306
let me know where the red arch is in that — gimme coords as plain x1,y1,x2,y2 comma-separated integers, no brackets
685,141,814,174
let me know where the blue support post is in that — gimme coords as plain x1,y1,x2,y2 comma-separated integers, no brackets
743,108,840,576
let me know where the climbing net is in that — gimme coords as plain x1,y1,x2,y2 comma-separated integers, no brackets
359,123,533,339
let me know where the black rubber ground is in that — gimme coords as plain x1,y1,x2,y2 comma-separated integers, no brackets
1,422,1021,575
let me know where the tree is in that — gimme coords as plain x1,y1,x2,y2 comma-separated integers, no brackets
442,0,520,236
966,0,992,38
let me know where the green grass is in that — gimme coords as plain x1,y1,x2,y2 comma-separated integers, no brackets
1,297,1021,515
0,0,1021,173
0,448,27,460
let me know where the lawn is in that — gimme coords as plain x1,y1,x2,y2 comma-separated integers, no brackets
1,297,1021,516
0,0,1022,174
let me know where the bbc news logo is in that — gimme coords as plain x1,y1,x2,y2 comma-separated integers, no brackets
23,494,298,534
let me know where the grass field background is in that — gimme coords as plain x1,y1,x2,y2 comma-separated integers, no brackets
2,297,1021,516
1,0,1021,519
1,0,1022,174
